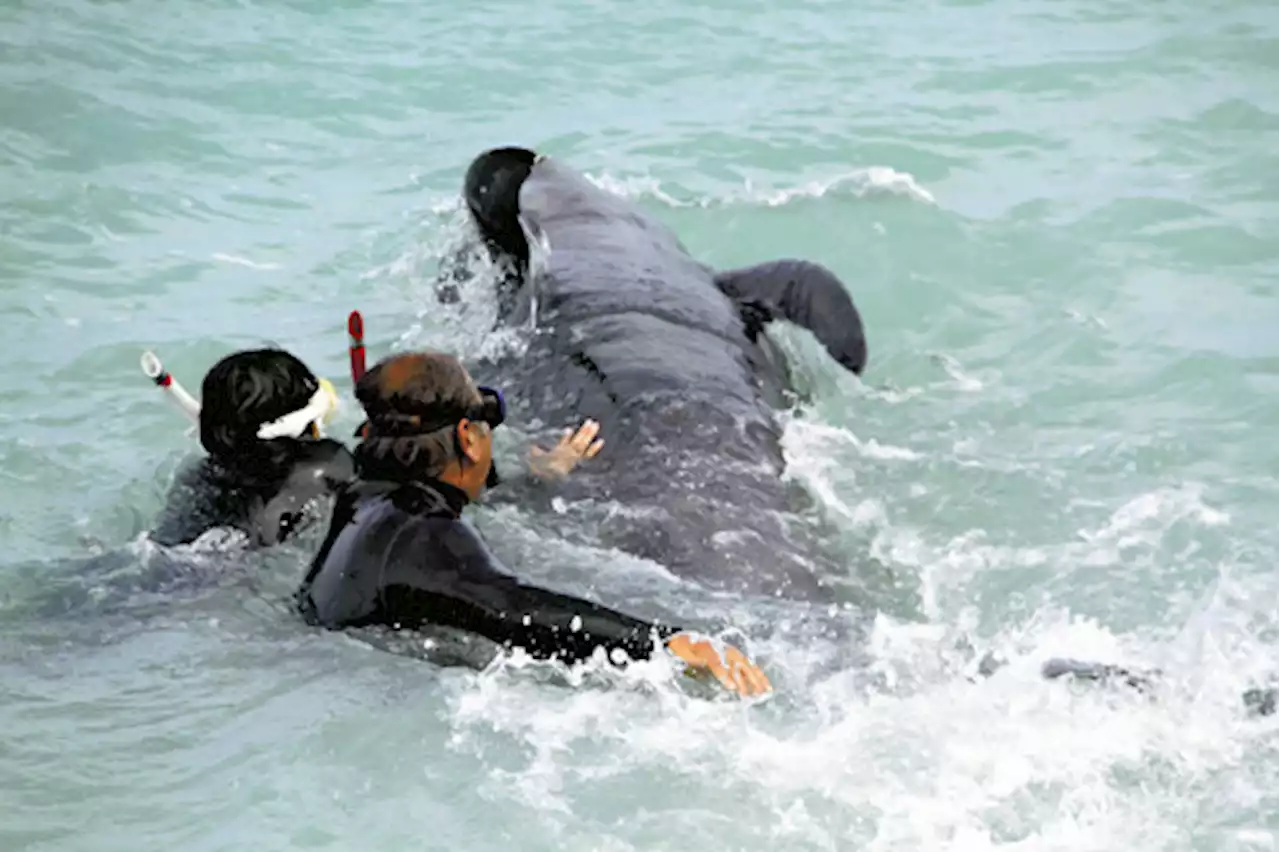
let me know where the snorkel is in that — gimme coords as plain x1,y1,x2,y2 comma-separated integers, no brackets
140,350,201,424
140,349,340,439
348,310,367,384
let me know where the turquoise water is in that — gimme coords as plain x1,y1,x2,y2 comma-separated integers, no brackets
2,0,1277,849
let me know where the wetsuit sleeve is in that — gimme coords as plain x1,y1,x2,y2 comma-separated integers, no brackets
714,259,867,375
379,518,681,665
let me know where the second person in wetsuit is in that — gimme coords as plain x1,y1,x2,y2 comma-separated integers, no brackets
149,348,355,548
296,351,771,697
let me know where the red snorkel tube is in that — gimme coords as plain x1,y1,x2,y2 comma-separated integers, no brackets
348,310,371,439
348,310,367,384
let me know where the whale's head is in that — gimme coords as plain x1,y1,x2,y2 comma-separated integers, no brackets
463,146,538,268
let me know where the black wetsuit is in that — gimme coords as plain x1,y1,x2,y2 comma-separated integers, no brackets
296,476,681,665
149,439,356,548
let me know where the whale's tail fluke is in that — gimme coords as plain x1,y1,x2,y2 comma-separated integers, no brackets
714,259,868,376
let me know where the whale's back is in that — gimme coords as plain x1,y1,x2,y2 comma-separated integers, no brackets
469,154,839,599
512,158,789,434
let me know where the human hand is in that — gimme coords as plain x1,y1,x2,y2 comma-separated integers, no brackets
527,419,604,481
665,632,772,698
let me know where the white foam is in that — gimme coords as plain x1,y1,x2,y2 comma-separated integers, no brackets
437,578,1273,849
583,165,937,209
931,352,986,392
1078,485,1231,547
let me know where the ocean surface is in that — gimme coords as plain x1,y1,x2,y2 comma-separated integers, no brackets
1,0,1276,849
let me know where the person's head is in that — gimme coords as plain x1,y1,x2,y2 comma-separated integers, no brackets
198,348,338,470
353,351,505,500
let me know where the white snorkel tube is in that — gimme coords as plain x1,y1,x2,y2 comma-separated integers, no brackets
140,349,340,438
140,350,201,424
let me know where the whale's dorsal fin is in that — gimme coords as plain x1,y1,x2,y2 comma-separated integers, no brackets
714,259,867,376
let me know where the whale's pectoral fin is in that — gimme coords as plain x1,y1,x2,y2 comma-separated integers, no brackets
714,259,867,375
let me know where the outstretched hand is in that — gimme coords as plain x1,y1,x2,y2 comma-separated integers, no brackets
665,632,772,698
527,419,605,481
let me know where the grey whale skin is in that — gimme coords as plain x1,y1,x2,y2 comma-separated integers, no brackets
453,146,868,604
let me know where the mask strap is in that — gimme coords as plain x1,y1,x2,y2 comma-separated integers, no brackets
257,378,340,439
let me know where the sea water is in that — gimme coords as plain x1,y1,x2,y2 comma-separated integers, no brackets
0,0,1276,849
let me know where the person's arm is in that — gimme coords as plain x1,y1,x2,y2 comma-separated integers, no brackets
379,518,771,695
381,517,676,665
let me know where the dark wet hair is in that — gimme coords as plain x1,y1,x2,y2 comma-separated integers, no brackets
354,351,482,481
198,348,319,474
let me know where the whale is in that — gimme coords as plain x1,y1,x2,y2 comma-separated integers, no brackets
447,146,870,604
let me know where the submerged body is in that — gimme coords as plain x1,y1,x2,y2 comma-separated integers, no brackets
150,439,355,549
457,148,868,602
19,439,354,622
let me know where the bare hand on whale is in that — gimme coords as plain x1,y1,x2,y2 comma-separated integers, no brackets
666,633,773,697
527,418,605,481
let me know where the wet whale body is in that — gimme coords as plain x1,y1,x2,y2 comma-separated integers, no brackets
440,148,1280,718
454,146,868,604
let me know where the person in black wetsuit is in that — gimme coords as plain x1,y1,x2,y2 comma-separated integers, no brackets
296,350,772,697
149,348,355,549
